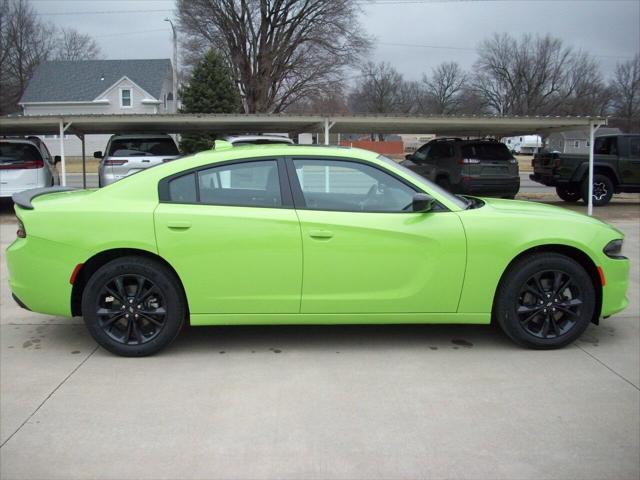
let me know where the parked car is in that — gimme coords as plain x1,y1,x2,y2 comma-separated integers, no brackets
531,134,640,206
0,137,59,198
8,143,629,356
95,133,180,186
223,135,294,146
402,138,520,198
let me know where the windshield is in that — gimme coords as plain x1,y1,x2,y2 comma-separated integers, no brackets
108,138,179,157
377,154,468,209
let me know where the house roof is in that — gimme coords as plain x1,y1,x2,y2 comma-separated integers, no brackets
20,59,172,104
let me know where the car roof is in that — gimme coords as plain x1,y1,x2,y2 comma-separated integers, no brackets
0,138,40,146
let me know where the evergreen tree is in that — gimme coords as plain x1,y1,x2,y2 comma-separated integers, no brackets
179,50,242,153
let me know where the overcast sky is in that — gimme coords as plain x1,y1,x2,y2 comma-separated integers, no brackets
32,0,640,82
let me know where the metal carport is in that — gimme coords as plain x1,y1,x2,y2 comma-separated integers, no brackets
0,113,606,214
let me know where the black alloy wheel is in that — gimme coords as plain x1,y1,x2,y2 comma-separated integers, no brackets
82,256,185,356
581,173,614,206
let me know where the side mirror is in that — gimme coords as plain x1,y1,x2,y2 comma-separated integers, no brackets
93,151,103,159
412,193,434,212
53,155,61,164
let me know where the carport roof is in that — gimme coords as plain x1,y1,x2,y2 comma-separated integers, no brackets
0,113,606,137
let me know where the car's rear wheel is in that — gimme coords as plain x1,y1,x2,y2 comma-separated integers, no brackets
556,184,581,202
81,256,186,356
581,173,614,206
495,253,595,349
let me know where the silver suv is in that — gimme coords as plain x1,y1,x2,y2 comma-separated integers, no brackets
96,134,180,186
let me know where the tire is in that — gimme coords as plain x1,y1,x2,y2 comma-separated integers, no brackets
436,176,452,192
81,256,186,357
581,173,614,206
555,184,581,202
494,253,595,349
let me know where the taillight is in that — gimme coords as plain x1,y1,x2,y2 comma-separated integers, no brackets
16,219,26,238
458,158,480,164
0,159,44,170
104,159,128,166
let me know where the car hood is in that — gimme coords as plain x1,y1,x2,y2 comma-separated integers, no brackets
477,196,613,228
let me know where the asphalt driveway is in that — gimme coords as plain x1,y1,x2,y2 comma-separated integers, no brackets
0,201,638,480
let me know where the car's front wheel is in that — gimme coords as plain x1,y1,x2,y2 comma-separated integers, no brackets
81,256,186,356
494,253,595,349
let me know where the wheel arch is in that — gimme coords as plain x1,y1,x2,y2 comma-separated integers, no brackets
71,248,187,317
493,243,603,325
573,163,619,185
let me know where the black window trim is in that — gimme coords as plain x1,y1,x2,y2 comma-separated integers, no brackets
284,155,448,213
158,156,294,209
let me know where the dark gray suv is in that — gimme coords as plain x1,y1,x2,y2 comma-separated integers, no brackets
401,138,520,198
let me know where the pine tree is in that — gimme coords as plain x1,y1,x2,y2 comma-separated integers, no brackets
179,50,242,153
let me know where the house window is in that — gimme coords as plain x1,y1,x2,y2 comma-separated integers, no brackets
574,140,580,148
120,88,132,108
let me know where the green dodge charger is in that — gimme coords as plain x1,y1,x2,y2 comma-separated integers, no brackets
6,142,630,356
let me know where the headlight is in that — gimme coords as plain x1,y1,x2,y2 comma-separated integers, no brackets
603,239,625,259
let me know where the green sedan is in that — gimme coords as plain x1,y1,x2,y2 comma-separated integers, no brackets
6,141,629,356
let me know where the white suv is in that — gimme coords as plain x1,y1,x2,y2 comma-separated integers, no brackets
0,137,60,198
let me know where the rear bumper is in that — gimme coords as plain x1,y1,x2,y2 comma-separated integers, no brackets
458,177,520,196
529,172,572,187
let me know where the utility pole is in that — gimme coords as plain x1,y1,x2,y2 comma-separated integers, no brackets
164,18,178,112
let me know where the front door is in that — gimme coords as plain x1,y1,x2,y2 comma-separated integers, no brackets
154,158,302,314
288,157,466,314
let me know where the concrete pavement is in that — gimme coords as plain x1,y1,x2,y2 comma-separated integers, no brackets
0,211,638,479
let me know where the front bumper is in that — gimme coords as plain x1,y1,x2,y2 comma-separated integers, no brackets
600,256,630,318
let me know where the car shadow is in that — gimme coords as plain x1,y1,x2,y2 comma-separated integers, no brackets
166,322,518,356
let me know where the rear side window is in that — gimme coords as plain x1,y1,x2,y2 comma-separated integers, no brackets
166,160,282,207
108,138,179,157
168,173,196,203
629,137,640,159
461,143,512,161
594,137,618,155
427,142,454,159
0,143,43,167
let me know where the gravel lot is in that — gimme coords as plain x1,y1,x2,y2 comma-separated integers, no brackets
0,196,638,480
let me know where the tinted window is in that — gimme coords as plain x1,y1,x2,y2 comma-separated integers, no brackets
198,160,281,207
412,145,429,163
108,138,179,157
168,173,196,203
0,142,43,166
461,143,513,161
427,142,454,159
594,137,618,155
293,159,415,212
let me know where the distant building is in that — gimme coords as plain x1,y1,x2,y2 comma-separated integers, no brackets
501,135,542,154
19,59,176,156
546,128,622,154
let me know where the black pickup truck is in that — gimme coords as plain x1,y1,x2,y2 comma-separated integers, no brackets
530,134,640,206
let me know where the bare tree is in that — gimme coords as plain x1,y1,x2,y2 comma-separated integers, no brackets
0,0,56,114
177,0,370,113
421,62,467,114
472,33,604,116
610,53,640,131
55,28,102,61
349,62,415,114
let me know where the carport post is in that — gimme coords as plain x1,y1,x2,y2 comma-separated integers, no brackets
58,119,72,187
81,134,86,189
323,118,335,146
587,121,601,216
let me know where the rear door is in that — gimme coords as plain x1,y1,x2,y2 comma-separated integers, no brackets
154,158,302,315
461,142,517,178
0,142,42,195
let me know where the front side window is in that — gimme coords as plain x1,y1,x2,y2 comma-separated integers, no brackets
594,137,618,155
412,145,430,163
120,89,132,107
167,160,282,207
292,159,415,212
629,137,640,159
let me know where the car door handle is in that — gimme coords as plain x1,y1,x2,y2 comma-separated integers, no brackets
309,229,333,239
167,221,191,230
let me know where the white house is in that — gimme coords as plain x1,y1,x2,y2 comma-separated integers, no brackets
19,59,176,156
